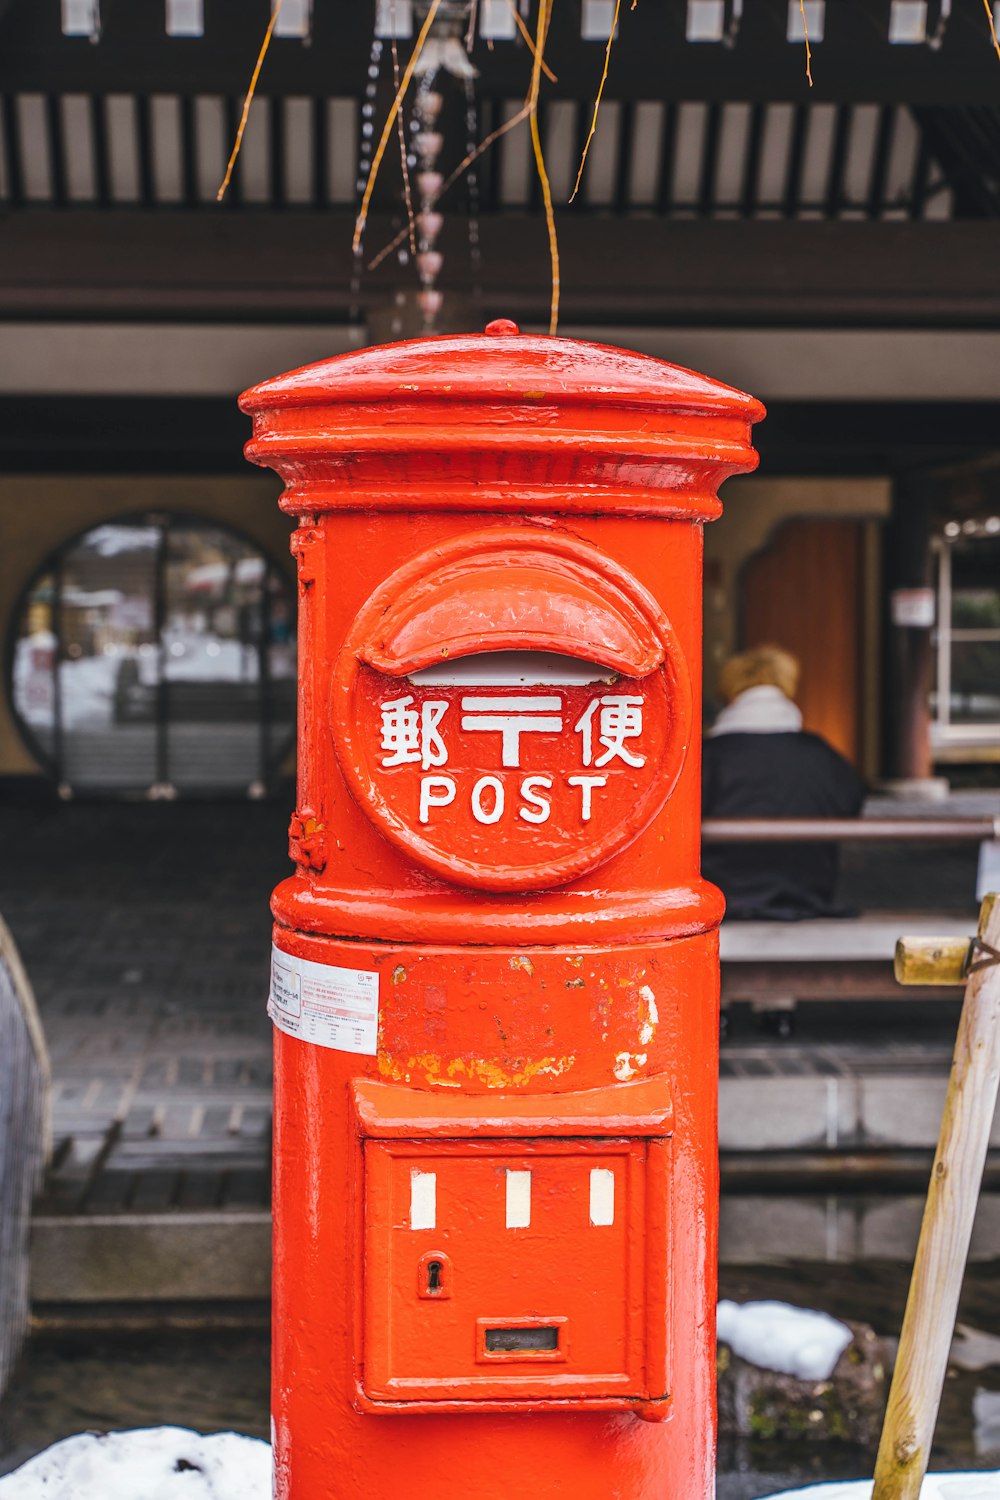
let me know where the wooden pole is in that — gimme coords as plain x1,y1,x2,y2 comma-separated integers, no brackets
873,892,1000,1500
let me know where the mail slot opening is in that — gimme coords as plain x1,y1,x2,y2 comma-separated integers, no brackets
484,1325,560,1353
409,651,617,688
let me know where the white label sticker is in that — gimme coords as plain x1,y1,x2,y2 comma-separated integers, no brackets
268,946,380,1055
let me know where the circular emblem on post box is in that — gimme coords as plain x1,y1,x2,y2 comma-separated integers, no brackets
332,528,691,892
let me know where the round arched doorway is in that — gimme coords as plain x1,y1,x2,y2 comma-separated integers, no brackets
10,514,296,798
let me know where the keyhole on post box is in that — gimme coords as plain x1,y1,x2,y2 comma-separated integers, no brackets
417,1250,452,1299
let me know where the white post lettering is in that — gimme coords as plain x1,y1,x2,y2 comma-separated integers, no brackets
460,695,563,768
568,774,607,821
573,695,645,768
471,775,505,825
519,775,553,824
380,695,421,767
381,695,449,769
419,775,457,823
594,695,645,768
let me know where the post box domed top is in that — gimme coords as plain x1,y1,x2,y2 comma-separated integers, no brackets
241,323,762,419
240,325,764,520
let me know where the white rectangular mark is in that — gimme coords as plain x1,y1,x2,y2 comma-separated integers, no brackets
582,0,619,39
686,0,724,42
166,0,204,36
889,0,927,43
375,0,413,37
589,1168,615,1226
480,0,517,38
410,1169,436,1231
506,1169,531,1229
787,0,825,42
273,0,312,39
62,0,100,38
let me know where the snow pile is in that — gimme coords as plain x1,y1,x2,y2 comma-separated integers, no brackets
762,1478,1000,1500
0,1427,270,1500
973,1388,1000,1455
952,1322,1000,1373
717,1299,853,1381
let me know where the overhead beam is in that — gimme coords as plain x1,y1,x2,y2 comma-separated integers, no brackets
2,0,1000,105
0,212,999,329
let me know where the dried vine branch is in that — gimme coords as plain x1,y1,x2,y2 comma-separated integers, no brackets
983,0,1000,60
507,0,557,82
353,0,444,253
798,0,814,87
217,0,283,201
569,0,620,202
528,0,559,332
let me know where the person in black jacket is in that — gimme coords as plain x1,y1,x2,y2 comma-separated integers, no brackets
703,645,866,1034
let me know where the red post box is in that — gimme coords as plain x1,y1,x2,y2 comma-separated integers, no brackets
240,322,763,1500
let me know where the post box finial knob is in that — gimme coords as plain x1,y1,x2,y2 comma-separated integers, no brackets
484,318,520,336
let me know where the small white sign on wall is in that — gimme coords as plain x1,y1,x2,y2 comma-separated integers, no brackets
891,588,935,629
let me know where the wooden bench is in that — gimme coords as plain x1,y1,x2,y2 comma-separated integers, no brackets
720,911,978,1002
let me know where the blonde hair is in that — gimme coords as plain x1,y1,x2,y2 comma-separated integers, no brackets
718,645,800,704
